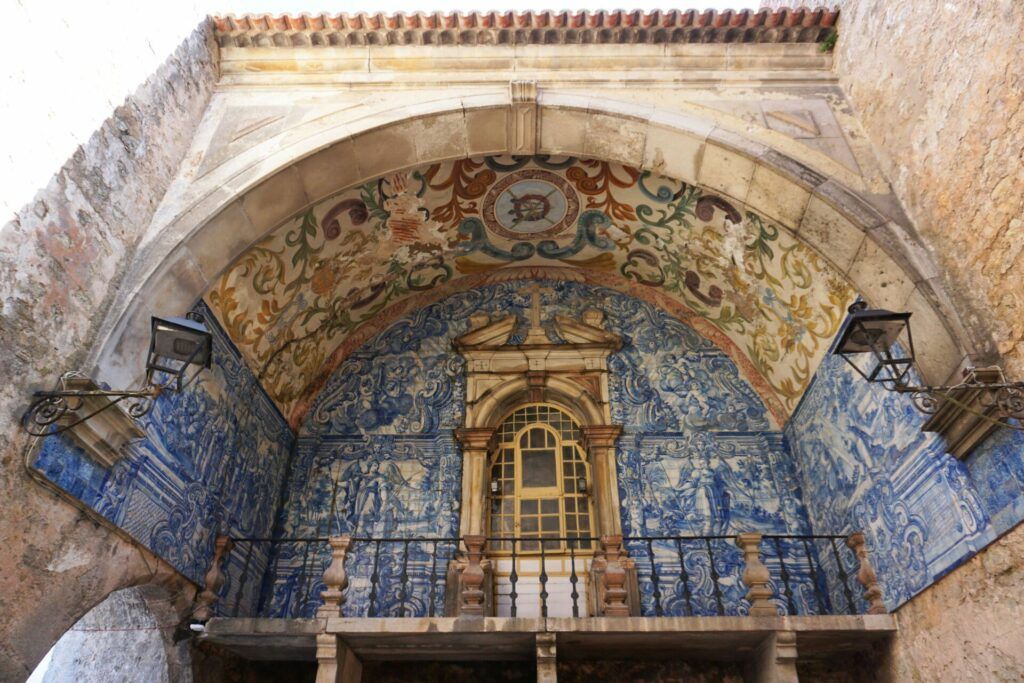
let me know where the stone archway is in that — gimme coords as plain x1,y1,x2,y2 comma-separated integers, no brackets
86,91,973,401
27,585,191,683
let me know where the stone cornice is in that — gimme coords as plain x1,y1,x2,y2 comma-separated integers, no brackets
212,8,838,48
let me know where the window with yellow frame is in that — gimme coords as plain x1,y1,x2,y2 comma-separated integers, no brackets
487,404,595,553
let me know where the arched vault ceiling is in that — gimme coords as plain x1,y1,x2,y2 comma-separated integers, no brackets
205,155,856,427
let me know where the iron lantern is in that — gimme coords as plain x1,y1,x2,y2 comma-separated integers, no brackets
22,312,214,437
147,312,213,391
833,301,914,388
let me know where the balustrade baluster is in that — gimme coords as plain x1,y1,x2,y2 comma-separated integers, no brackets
193,535,234,622
569,545,579,618
368,540,382,617
830,538,857,614
646,539,663,616
539,542,549,619
427,540,439,618
847,532,887,614
509,538,519,618
772,537,797,615
802,538,828,614
459,535,486,617
706,538,724,616
675,538,693,616
317,535,351,619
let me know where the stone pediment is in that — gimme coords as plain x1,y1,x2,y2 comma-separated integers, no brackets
553,311,620,348
454,313,517,348
454,305,621,352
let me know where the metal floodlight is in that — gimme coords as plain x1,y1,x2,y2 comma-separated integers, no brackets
146,312,213,391
833,301,914,388
490,480,501,495
578,476,588,495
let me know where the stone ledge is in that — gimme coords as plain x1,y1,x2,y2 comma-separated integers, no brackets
200,615,895,663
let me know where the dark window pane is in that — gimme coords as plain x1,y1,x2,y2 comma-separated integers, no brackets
541,516,560,531
521,499,538,514
541,499,559,514
522,517,539,532
522,449,557,487
565,498,576,513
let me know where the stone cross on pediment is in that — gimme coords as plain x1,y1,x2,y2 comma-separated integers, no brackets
522,282,554,345
452,283,621,351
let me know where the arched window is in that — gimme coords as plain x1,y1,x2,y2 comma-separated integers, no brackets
488,404,595,553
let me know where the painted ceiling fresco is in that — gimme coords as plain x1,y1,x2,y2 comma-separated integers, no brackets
207,155,856,426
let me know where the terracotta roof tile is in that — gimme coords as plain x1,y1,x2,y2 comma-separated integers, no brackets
212,8,838,47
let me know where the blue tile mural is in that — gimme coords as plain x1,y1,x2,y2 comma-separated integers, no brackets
33,302,294,615
262,279,818,618
44,277,1022,620
787,351,1024,609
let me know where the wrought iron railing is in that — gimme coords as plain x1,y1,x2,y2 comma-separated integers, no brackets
198,531,884,621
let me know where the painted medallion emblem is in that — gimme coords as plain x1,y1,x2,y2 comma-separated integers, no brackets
483,170,580,240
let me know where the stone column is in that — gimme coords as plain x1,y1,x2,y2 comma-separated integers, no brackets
317,535,352,619
600,535,630,617
316,634,362,683
455,428,494,537
581,425,624,537
737,532,778,617
459,534,487,617
846,532,887,614
746,631,798,683
536,633,558,683
193,534,234,622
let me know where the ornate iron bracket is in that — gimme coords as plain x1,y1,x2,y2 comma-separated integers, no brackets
22,381,163,437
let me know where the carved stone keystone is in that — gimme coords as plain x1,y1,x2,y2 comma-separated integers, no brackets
317,535,352,618
193,534,234,621
459,534,487,617
737,532,777,617
846,532,886,614
508,80,538,155
600,535,630,617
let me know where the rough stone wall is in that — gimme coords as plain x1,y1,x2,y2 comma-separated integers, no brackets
881,520,1024,682
0,22,217,680
830,0,1024,370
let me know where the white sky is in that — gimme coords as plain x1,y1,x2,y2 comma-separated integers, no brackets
1,0,746,218
216,1,744,12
